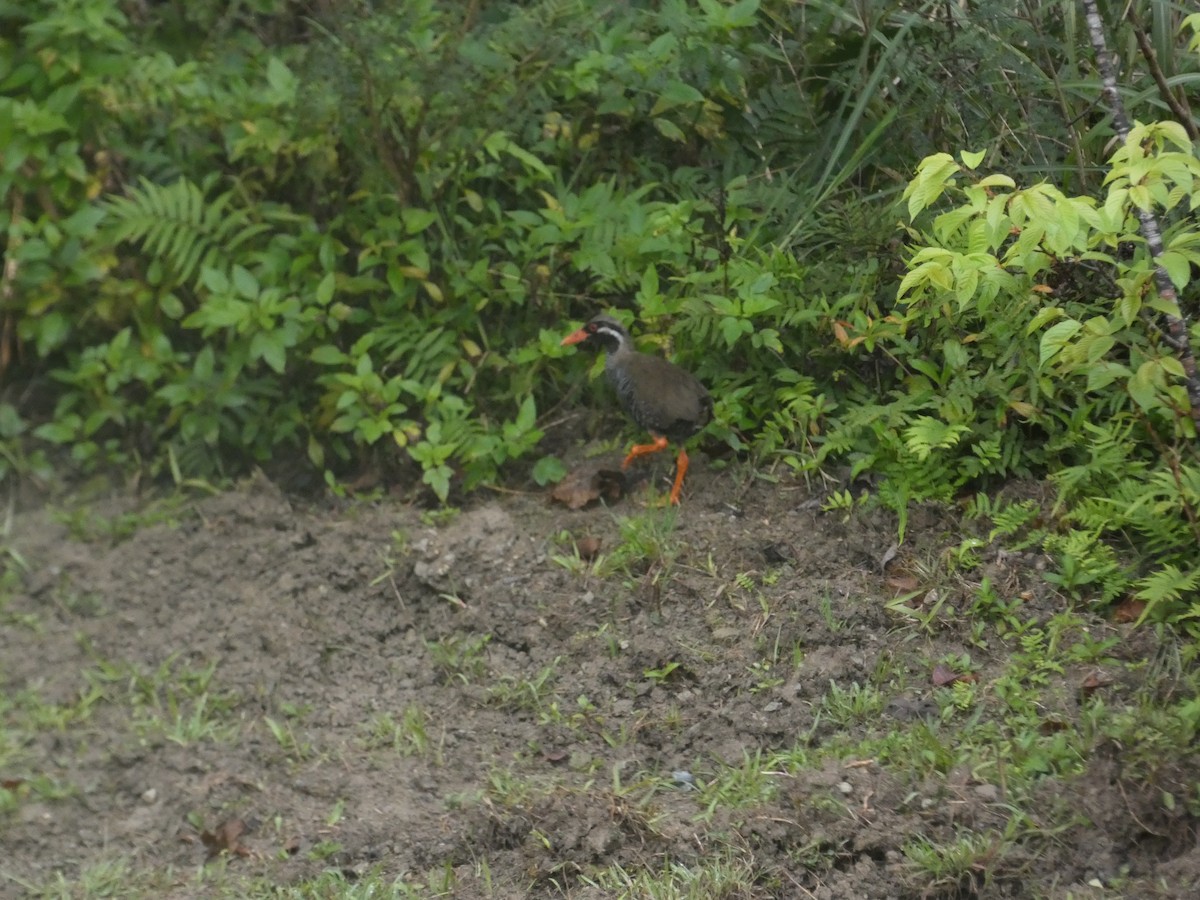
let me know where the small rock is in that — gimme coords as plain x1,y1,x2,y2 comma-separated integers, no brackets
586,824,618,855
836,781,853,795
973,783,1000,802
569,750,592,771
672,771,696,790
762,542,794,564
884,696,938,721
141,787,157,804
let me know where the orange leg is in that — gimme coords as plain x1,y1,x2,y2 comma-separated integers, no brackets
668,447,690,505
621,434,669,469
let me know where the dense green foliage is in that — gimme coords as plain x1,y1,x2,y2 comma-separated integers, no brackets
4,0,1200,625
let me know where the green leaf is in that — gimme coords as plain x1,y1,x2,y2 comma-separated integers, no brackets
976,174,1016,189
32,311,71,355
1128,361,1161,410
905,153,960,219
265,57,298,102
1160,356,1186,379
532,455,567,486
316,272,335,305
359,418,389,444
1039,319,1081,366
651,81,705,116
33,419,79,444
201,267,229,294
307,435,325,469
232,265,259,298
251,332,287,373
310,345,348,365
160,294,185,319
720,317,750,348
1026,305,1064,335
423,464,453,502
652,118,686,142
1158,251,1192,290
194,346,216,380
960,149,986,169
402,208,438,234
640,264,659,300
515,395,536,432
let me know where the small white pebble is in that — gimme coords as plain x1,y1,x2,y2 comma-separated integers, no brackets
672,771,696,790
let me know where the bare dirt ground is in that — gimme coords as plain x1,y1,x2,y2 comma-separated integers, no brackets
2,457,1199,898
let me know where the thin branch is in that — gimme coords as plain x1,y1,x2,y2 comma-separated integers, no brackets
1130,17,1199,142
1081,0,1200,426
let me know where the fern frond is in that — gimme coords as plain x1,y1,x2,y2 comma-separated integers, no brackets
102,176,269,288
902,415,970,461
1134,564,1200,618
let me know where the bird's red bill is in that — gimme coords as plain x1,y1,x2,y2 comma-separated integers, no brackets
561,328,589,347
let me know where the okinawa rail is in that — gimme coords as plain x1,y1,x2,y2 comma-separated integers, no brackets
561,314,712,505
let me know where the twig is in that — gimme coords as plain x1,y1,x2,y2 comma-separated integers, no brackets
1081,0,1200,426
1130,16,1198,142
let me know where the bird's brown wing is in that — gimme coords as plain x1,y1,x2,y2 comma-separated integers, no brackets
620,354,711,441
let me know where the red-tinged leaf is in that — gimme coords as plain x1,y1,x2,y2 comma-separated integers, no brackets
1,778,25,790
932,664,978,687
576,536,602,560
1080,671,1114,696
1039,718,1069,734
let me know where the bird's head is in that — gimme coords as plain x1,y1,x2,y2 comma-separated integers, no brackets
560,314,631,354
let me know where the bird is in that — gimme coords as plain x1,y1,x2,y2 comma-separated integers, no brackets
561,314,712,505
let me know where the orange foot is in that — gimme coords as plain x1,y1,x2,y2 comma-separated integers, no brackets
668,447,689,505
621,435,669,469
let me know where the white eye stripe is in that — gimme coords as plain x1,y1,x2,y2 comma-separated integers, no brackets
594,324,626,342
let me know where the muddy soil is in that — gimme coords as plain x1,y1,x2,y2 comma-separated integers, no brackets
2,460,1198,898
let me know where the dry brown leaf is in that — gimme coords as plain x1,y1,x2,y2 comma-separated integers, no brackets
879,542,899,571
576,536,602,560
200,817,249,859
886,574,920,594
1080,671,1114,696
550,464,625,509
1111,598,1146,623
